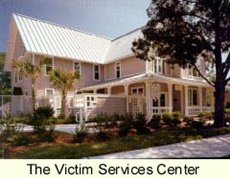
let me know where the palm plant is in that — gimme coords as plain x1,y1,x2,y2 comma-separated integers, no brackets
49,69,80,120
12,57,49,112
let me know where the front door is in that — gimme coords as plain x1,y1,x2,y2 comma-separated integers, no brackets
131,87,144,116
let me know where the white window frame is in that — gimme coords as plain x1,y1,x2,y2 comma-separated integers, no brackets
188,88,199,106
115,62,121,79
189,67,199,78
152,58,164,74
24,89,29,96
131,87,144,96
152,92,168,107
73,61,81,74
93,64,100,81
45,88,55,96
44,57,54,76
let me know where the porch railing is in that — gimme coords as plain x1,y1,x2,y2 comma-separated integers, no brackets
152,106,172,115
186,106,214,116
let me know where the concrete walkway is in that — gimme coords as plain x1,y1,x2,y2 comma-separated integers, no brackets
91,134,230,158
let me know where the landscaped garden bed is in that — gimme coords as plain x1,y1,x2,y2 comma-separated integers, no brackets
1,108,230,159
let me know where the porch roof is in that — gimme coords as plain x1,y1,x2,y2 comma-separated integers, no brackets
80,73,213,91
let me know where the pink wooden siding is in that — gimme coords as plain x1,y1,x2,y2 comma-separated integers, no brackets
87,97,126,119
105,57,145,80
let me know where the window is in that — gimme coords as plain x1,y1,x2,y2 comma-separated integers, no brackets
45,88,55,96
94,65,100,80
115,62,121,78
189,67,199,77
24,90,28,96
153,59,164,74
189,88,198,106
152,93,167,107
73,62,81,74
45,58,53,75
131,87,144,95
86,96,97,108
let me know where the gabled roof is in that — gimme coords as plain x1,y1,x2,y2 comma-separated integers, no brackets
12,13,142,64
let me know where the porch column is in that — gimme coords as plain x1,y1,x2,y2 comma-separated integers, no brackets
167,83,173,112
199,86,203,112
184,85,189,116
107,86,111,95
124,84,129,113
145,81,152,121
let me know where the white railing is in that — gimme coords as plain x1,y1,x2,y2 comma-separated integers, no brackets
186,106,214,116
152,106,172,115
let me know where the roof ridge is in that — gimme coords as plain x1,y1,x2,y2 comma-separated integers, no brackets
12,13,112,41
111,27,143,41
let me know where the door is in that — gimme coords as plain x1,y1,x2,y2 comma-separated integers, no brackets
131,87,144,115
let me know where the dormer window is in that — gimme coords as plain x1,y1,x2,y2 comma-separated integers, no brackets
93,65,100,80
189,67,199,77
153,58,164,74
115,62,121,79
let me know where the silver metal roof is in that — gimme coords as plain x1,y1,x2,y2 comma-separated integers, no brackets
13,14,142,64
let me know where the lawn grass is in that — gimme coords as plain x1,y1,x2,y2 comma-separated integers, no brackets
9,126,230,159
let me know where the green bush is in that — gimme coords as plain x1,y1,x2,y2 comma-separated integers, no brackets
198,112,213,120
37,124,55,142
149,114,162,129
0,119,24,139
162,112,182,127
95,131,110,141
133,113,150,135
12,134,33,146
118,114,132,137
162,113,173,125
74,126,88,143
30,106,54,133
65,114,76,124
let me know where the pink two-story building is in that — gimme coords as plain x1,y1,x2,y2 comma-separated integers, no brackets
4,14,230,120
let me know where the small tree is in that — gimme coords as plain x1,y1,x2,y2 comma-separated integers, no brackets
49,69,80,120
132,0,230,127
12,57,49,112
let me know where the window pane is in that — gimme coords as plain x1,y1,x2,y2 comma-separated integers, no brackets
74,62,80,72
193,90,198,105
153,99,158,107
160,94,166,107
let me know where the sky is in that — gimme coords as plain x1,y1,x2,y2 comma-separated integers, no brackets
0,0,151,52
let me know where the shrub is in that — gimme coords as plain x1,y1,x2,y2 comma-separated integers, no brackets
226,102,230,109
198,112,213,120
37,123,55,142
38,131,55,142
0,118,24,139
191,120,204,130
74,126,88,143
133,113,150,135
148,114,162,129
162,113,173,125
94,113,110,141
30,106,54,133
12,134,33,146
95,131,110,141
118,114,132,137
65,114,76,124
162,112,182,127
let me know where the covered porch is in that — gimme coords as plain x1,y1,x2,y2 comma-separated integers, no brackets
76,73,215,121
